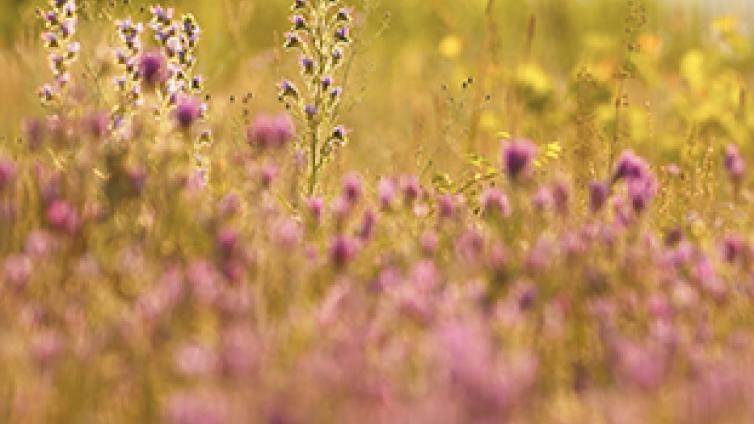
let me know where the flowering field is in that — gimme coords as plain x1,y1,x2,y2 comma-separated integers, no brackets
3,0,754,422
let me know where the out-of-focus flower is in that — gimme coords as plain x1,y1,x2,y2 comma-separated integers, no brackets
502,139,537,181
174,96,202,130
589,181,609,213
724,144,746,184
246,114,295,150
330,235,357,268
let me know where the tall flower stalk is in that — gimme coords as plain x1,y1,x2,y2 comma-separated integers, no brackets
36,0,79,110
280,0,353,196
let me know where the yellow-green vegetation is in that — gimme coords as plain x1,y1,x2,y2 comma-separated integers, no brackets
2,0,754,422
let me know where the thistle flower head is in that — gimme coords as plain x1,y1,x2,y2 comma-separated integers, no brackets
589,181,609,213
139,51,167,88
246,114,295,150
502,139,537,181
724,144,746,183
174,96,202,130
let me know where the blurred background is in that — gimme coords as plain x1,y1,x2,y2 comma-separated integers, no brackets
1,0,754,178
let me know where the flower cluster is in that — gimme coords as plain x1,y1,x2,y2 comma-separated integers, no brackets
280,0,354,195
112,17,146,133
36,0,79,107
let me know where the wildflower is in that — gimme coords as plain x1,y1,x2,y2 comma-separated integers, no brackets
174,96,201,130
480,187,511,217
220,326,257,378
420,230,439,256
724,144,745,184
627,175,658,213
502,139,537,181
83,111,109,139
378,177,397,210
306,197,325,223
399,174,421,203
357,209,376,241
216,227,239,257
259,164,279,188
330,235,357,268
4,254,32,290
273,219,303,249
589,181,609,213
246,114,295,150
342,172,363,204
721,234,748,263
138,51,167,88
46,200,80,234
164,392,227,424
551,179,570,215
0,157,18,191
612,149,650,183
437,194,456,219
174,343,217,378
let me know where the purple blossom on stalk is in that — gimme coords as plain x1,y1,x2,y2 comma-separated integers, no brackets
216,227,239,257
612,149,650,183
0,157,18,190
627,175,658,213
377,177,397,210
724,144,746,184
589,181,609,213
357,209,376,241
329,235,357,268
502,139,537,181
437,194,456,219
246,114,295,150
138,51,167,88
46,200,80,234
399,174,421,203
4,254,32,290
306,197,324,223
480,187,511,217
164,392,227,424
174,96,201,130
721,234,748,264
341,172,363,204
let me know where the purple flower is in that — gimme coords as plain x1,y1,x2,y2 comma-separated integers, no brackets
399,174,421,202
612,149,650,182
306,197,324,222
164,392,227,424
502,139,537,181
724,144,745,183
216,227,239,257
46,200,80,234
334,26,350,43
83,111,109,140
247,114,295,150
0,157,18,190
174,96,202,130
357,209,377,241
627,175,658,213
480,188,511,217
174,343,217,378
437,194,456,219
378,177,397,209
342,172,363,204
4,254,32,290
722,234,748,263
138,51,166,88
329,235,357,268
589,181,609,213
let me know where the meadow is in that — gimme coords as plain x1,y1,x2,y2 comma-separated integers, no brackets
2,0,754,422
